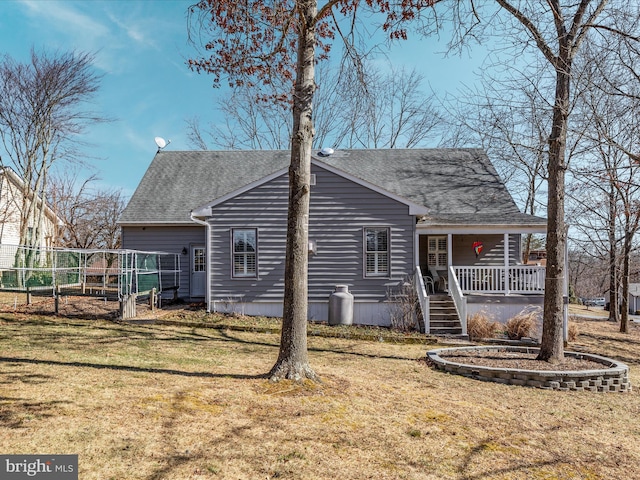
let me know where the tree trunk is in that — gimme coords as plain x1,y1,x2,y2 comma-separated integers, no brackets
608,185,619,322
537,64,570,364
523,233,532,264
269,0,318,382
620,230,632,333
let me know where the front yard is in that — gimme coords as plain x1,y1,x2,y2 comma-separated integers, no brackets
1,304,639,479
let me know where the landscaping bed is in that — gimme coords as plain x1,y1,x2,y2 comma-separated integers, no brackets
428,346,631,392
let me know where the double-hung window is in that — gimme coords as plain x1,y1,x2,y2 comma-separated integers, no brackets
365,227,389,277
232,228,257,278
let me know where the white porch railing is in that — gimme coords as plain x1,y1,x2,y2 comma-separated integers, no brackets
453,265,546,295
414,266,429,333
448,265,467,336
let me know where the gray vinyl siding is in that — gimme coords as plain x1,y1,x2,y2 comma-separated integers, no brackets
207,164,415,304
452,234,521,265
121,225,205,299
418,234,522,271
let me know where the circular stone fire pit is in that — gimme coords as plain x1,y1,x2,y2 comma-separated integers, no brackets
427,346,631,392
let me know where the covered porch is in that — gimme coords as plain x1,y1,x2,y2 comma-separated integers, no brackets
417,230,547,294
414,218,548,336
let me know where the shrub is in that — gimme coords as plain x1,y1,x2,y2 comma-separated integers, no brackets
505,311,538,340
467,311,500,341
568,321,579,342
388,278,419,332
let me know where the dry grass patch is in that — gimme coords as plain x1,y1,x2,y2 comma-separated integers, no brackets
505,310,538,340
570,314,640,366
467,311,501,340
568,321,580,342
0,293,435,344
1,313,640,479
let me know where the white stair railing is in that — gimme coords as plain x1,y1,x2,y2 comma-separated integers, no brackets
448,265,467,336
414,266,430,334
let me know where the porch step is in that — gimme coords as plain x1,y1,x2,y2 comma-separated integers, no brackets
428,294,463,335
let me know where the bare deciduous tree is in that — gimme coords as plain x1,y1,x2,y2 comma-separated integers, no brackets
445,63,551,264
430,0,637,363
0,49,105,253
186,60,443,151
187,84,293,150
569,152,624,323
188,0,437,381
567,248,608,303
49,171,125,251
338,65,443,149
570,35,640,332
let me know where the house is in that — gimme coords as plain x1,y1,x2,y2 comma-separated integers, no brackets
0,167,60,248
0,167,64,288
119,149,548,334
526,249,547,266
628,284,640,314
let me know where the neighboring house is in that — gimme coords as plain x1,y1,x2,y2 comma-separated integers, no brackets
628,284,640,314
119,149,548,334
527,249,547,266
0,167,61,248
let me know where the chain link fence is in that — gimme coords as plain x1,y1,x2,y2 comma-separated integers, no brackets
0,244,180,302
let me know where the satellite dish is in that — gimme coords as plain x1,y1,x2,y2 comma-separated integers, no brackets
154,137,167,149
154,136,171,152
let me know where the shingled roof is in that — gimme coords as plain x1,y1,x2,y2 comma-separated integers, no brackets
118,148,546,227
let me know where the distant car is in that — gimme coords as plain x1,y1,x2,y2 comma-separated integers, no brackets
585,297,605,307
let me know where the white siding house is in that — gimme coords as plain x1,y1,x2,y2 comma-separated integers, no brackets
0,167,60,239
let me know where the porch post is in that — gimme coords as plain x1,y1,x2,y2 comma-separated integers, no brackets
414,231,420,271
504,233,510,295
447,234,452,268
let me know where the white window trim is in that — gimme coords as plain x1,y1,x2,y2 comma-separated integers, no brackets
364,227,390,278
231,228,258,278
192,246,206,273
427,235,448,269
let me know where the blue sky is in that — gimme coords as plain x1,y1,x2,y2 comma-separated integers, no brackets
0,0,486,198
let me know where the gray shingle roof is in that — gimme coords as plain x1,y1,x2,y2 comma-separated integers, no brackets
118,148,546,227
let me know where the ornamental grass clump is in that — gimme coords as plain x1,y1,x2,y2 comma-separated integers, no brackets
505,310,538,340
568,321,579,342
467,311,500,341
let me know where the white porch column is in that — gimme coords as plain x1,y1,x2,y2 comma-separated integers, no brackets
504,233,510,295
414,230,420,271
447,233,453,268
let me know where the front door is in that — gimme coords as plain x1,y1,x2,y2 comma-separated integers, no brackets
190,245,206,298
